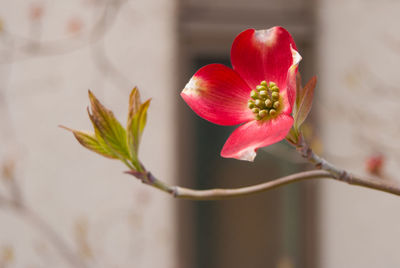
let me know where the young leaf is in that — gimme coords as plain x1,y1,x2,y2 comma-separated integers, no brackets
128,87,141,117
294,76,317,129
60,126,117,159
126,87,141,159
127,98,151,158
87,90,130,160
87,108,118,158
137,99,151,137
294,72,303,114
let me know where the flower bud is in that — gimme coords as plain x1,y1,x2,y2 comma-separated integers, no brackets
271,86,279,92
255,99,264,108
248,100,255,108
259,110,268,118
259,90,268,98
256,85,266,91
250,90,258,99
265,99,272,108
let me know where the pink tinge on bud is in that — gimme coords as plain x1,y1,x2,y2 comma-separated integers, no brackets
29,3,44,21
366,154,384,176
67,17,83,34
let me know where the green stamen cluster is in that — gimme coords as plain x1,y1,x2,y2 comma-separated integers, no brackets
248,81,281,120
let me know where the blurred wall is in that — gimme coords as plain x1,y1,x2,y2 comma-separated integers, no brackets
317,0,400,267
3,0,400,267
0,0,177,267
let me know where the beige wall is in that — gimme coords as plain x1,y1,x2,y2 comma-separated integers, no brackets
3,0,400,267
0,0,177,267
317,0,400,267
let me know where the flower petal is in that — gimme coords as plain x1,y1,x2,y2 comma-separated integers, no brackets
181,63,254,126
284,46,302,113
231,27,299,92
280,49,301,115
220,114,294,161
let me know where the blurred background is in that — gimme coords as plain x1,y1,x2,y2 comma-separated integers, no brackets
1,0,400,267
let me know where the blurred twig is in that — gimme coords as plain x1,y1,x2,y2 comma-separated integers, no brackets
0,160,89,268
0,0,127,63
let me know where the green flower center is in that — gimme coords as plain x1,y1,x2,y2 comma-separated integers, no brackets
248,81,282,120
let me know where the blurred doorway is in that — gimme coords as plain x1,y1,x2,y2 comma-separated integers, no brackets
177,1,317,267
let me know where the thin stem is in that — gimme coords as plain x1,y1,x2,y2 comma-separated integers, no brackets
295,135,400,196
14,204,88,268
127,137,400,200
129,169,332,200
0,193,87,268
296,136,347,179
174,170,332,200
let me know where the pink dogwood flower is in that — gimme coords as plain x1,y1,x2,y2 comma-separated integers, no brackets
181,27,301,161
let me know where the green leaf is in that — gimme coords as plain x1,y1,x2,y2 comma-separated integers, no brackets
60,126,117,159
128,87,141,116
294,76,317,129
127,98,151,159
137,99,151,136
87,109,118,158
294,72,303,114
87,90,130,160
126,87,151,171
126,87,141,158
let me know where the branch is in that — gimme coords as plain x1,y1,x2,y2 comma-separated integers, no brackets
13,204,89,268
0,164,88,268
0,0,127,63
0,199,88,268
173,170,331,200
127,138,400,200
296,136,400,196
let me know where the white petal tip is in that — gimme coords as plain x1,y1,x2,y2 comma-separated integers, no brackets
290,45,302,68
182,77,202,96
228,149,257,162
255,28,276,46
239,151,257,161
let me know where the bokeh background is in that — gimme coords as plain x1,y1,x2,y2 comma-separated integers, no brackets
1,0,400,267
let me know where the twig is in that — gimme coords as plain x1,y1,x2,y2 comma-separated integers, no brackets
127,138,400,200
0,0,127,63
296,136,400,196
173,170,331,200
1,199,88,268
0,162,88,268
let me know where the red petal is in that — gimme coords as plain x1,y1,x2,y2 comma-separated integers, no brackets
181,63,254,126
231,27,299,94
220,114,294,161
285,47,301,111
281,49,300,115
